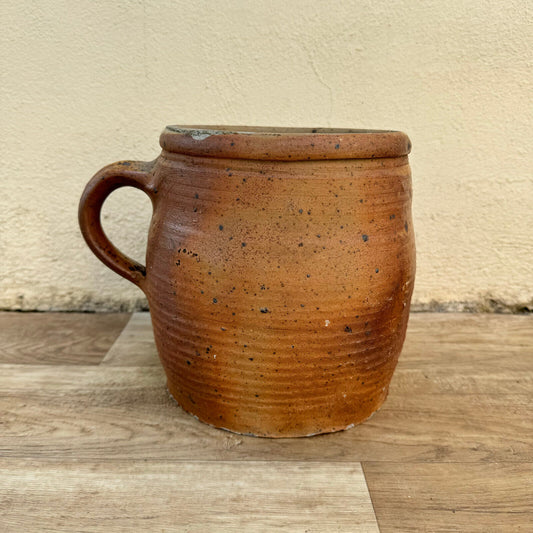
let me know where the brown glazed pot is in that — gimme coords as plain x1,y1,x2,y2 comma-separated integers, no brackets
79,126,415,438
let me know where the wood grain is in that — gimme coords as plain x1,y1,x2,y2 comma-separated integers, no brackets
0,364,530,463
0,460,378,532
101,312,159,366
402,313,532,366
363,462,533,532
1,312,532,531
0,312,130,365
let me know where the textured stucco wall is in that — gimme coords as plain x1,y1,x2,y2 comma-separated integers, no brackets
1,1,532,312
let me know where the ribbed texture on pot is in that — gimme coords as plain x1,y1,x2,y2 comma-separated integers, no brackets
144,152,415,437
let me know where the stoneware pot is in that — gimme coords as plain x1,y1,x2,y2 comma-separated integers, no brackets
79,126,415,438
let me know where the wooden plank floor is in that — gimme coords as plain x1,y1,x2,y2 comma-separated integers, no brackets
0,312,130,365
0,312,531,531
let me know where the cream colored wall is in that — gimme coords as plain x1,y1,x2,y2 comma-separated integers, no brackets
1,1,532,312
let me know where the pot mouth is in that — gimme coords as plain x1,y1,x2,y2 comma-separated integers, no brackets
160,125,411,161
166,125,397,136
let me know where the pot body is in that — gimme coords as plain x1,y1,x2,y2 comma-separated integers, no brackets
79,126,415,437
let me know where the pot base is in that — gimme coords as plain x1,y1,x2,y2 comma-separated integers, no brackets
166,379,388,439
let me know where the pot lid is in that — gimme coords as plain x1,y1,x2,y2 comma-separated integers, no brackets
160,126,411,161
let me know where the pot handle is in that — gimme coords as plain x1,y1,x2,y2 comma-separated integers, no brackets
78,160,156,290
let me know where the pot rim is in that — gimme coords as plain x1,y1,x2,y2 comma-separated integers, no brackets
160,125,411,161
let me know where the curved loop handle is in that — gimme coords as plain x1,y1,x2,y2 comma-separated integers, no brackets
78,160,156,290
